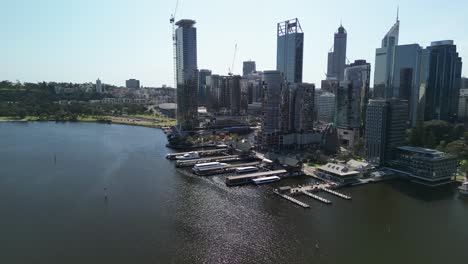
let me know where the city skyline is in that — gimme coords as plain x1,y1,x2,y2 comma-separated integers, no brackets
2,0,468,87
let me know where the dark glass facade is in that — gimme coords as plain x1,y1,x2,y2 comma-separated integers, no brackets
276,19,303,84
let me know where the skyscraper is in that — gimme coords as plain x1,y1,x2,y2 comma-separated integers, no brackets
198,69,211,106
262,71,284,133
326,24,347,81
276,18,304,84
175,19,198,131
336,60,370,129
374,16,400,99
420,40,462,122
126,79,140,89
96,79,102,94
289,83,315,132
365,99,408,165
243,61,256,76
316,92,336,123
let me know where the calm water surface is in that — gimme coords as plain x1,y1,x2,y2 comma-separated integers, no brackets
1,122,467,264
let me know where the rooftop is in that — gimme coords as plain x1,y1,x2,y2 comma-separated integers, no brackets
318,163,360,177
397,146,444,156
176,19,196,27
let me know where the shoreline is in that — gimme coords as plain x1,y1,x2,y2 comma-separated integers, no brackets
0,116,174,130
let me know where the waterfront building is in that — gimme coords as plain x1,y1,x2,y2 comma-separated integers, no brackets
175,19,199,131
374,16,399,99
96,79,103,93
419,40,462,123
243,61,256,76
276,18,304,83
387,146,458,186
326,24,347,81
198,69,211,106
316,163,360,185
316,92,335,123
365,99,408,166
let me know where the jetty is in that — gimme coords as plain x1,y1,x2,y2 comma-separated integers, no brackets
274,190,310,208
166,149,227,160
225,169,288,186
301,191,332,204
176,155,253,168
320,188,352,200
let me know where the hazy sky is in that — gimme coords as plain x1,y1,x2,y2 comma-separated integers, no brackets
2,0,467,87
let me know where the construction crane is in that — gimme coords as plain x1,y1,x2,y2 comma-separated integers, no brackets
170,0,179,89
228,43,237,76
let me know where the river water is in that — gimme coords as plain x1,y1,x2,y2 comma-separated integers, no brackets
1,122,467,264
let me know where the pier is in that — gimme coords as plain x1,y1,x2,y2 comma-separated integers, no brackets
176,155,253,168
321,188,352,200
194,162,260,175
301,191,332,204
274,190,310,208
225,169,287,186
166,149,227,160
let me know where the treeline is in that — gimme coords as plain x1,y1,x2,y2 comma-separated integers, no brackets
0,81,107,103
409,120,468,159
0,81,146,120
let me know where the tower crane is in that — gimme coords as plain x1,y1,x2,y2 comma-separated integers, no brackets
228,43,237,76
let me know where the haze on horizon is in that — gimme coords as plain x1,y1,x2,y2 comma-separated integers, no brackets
2,0,467,87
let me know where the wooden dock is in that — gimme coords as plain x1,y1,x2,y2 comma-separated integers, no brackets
301,191,332,204
321,188,352,200
274,190,310,208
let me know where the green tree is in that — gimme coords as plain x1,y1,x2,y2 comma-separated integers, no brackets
445,140,468,160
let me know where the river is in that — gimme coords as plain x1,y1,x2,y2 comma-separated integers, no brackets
0,122,467,264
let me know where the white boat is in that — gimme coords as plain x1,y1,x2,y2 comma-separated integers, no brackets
252,176,280,185
459,181,468,195
192,162,229,172
235,166,259,174
176,152,200,160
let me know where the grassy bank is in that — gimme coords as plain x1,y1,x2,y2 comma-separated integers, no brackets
0,115,176,129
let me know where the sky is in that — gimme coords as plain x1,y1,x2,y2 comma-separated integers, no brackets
1,0,468,87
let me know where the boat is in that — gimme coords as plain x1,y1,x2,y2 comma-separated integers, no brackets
216,144,228,149
459,181,468,195
235,166,259,174
252,176,281,185
192,162,229,172
176,152,200,160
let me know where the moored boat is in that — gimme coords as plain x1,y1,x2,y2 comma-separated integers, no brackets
459,181,468,195
176,152,200,160
252,176,281,185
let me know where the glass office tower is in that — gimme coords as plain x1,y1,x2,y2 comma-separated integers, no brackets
175,19,198,131
276,18,304,84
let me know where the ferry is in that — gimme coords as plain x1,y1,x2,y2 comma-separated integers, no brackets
252,176,281,185
176,152,200,160
459,181,468,195
192,162,229,172
235,166,259,174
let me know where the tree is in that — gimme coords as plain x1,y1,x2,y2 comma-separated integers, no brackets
445,140,468,160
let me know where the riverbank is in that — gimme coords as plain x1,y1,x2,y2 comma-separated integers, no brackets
0,115,176,129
